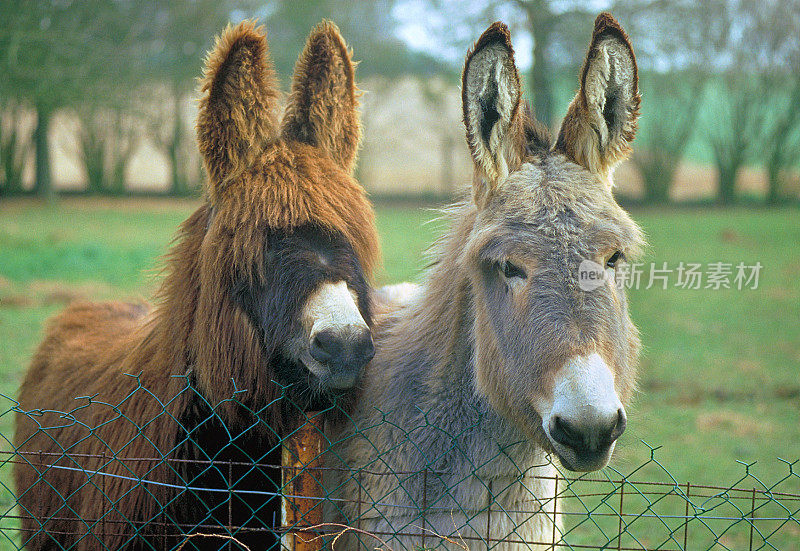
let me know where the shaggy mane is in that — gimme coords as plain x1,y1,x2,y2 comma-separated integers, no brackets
14,19,380,551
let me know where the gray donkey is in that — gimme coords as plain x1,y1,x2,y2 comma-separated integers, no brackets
324,13,645,550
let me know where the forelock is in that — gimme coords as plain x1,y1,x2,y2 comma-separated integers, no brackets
210,142,380,279
490,155,644,254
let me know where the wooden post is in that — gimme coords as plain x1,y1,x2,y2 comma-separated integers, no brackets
281,412,325,551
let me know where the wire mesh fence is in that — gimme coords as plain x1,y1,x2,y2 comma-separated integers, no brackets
1,380,798,550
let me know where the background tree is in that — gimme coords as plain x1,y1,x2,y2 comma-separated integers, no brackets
265,0,448,80
0,1,260,197
264,0,453,191
134,1,260,195
615,0,722,203
506,0,596,128
0,99,32,196
66,106,138,195
701,0,796,205
630,71,705,203
762,80,800,205
746,0,800,204
708,73,766,204
0,1,150,199
2,0,798,203
398,1,681,129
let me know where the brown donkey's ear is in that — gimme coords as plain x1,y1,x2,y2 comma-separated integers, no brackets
282,21,361,174
556,13,640,183
462,22,524,206
197,21,281,200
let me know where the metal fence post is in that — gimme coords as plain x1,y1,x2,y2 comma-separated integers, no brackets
748,487,757,551
551,474,559,550
683,482,691,551
281,412,325,551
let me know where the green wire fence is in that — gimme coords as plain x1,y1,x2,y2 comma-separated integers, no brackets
0,382,798,550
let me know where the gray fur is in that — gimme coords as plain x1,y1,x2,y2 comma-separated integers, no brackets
323,18,643,550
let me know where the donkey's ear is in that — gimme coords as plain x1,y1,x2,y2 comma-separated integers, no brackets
556,13,640,182
197,21,280,199
282,21,361,174
462,22,524,205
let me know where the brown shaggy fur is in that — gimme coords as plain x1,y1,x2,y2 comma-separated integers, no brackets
14,20,378,551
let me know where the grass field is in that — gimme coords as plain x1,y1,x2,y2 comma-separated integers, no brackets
0,198,799,548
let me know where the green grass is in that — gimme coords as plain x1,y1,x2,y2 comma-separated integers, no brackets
0,198,798,549
618,210,800,471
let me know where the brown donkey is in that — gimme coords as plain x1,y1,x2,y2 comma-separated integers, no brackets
15,21,378,551
326,14,644,549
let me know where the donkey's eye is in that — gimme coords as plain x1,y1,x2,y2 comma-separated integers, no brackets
606,251,624,268
501,260,527,280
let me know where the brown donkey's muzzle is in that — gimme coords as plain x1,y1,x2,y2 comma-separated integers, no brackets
310,325,374,389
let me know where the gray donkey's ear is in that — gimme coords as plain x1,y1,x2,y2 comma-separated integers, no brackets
556,13,640,184
462,22,525,204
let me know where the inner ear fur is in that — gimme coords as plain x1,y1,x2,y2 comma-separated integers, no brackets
462,22,525,203
281,20,361,174
197,21,281,200
556,12,640,181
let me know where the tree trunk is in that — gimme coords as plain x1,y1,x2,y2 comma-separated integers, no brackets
440,134,455,197
109,111,129,196
168,142,181,195
33,105,54,201
717,165,737,205
86,156,105,194
530,25,554,128
766,162,782,206
110,160,126,195
1,134,24,196
520,1,555,128
638,156,674,204
83,129,105,195
168,91,185,196
0,107,29,196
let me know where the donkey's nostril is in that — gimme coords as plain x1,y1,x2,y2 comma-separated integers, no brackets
549,407,627,456
310,326,373,390
550,416,584,449
310,326,373,368
354,330,375,364
610,408,627,442
309,330,342,364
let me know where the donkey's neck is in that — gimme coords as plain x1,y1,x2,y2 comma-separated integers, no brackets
150,204,210,367
383,204,506,427
368,202,545,478
327,203,552,530
400,204,478,389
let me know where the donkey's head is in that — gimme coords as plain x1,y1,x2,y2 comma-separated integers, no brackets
461,14,644,471
193,21,379,408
